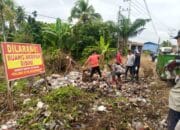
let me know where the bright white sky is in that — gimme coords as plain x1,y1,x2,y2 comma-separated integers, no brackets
15,0,180,45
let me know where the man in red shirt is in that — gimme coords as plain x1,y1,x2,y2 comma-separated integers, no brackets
84,51,102,78
116,50,122,65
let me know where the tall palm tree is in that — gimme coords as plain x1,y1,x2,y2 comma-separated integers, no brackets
117,14,150,49
69,0,102,23
0,0,16,41
16,6,26,28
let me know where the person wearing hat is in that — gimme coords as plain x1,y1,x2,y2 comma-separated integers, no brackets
174,31,180,44
167,30,180,130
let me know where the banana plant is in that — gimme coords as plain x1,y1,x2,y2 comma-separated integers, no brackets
97,36,110,65
98,36,109,55
82,36,114,65
42,18,71,50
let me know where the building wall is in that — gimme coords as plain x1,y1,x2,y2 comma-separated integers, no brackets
142,42,159,53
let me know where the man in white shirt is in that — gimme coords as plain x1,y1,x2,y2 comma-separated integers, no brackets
125,50,135,80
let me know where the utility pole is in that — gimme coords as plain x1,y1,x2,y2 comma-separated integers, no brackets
128,0,132,20
123,0,132,20
123,0,132,49
143,0,159,43
117,6,122,49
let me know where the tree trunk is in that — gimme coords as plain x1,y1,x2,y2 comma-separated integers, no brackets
117,37,119,49
0,4,6,42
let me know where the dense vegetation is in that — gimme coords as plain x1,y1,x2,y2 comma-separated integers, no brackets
0,1,171,130
0,0,149,67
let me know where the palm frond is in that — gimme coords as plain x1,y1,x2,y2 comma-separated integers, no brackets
42,30,58,38
70,7,81,19
128,19,150,37
91,13,102,20
69,0,101,23
86,5,95,14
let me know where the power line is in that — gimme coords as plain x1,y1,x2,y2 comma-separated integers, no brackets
134,0,147,11
131,3,176,33
131,0,174,31
132,0,176,37
143,0,159,39
128,0,132,19
151,14,177,31
133,0,176,32
131,0,147,13
25,11,68,22
131,3,149,18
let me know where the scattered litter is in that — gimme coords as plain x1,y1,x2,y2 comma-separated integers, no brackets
97,105,107,112
37,101,44,109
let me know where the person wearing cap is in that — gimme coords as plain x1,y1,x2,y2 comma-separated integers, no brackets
167,30,180,130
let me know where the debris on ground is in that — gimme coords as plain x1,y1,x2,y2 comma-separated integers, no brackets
0,56,170,130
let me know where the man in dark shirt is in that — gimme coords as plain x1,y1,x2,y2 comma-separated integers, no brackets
134,50,141,81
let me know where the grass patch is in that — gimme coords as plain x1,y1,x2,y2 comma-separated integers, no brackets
13,79,28,93
18,86,96,129
22,98,38,109
0,81,7,93
43,86,96,128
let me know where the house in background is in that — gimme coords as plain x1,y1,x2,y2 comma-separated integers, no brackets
128,41,143,52
142,42,159,53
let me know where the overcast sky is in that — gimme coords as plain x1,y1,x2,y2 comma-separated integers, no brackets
14,0,180,45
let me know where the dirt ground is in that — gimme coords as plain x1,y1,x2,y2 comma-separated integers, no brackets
0,54,171,130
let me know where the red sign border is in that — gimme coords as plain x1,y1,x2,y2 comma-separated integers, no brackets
1,42,45,81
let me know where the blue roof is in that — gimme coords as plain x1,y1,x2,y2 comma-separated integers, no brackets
142,42,159,53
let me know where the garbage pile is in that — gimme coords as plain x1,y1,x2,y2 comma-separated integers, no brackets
0,70,169,130
30,71,169,129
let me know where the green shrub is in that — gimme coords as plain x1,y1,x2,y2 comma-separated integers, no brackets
0,53,2,64
0,81,6,93
17,110,37,126
13,79,28,93
44,86,83,103
44,49,68,73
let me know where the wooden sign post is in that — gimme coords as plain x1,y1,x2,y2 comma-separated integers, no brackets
1,42,45,111
7,81,14,111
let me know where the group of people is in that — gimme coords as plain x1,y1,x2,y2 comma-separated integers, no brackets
83,31,180,130
124,49,141,81
83,48,141,83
